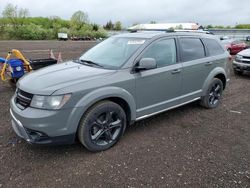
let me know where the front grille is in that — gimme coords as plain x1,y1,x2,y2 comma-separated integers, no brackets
15,89,33,109
243,56,250,60
242,60,250,64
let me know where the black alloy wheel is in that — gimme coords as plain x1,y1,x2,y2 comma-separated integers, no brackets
208,82,222,106
200,78,223,109
90,111,123,146
78,101,126,152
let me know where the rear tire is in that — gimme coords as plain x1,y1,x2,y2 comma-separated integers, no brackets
78,101,126,152
200,78,223,109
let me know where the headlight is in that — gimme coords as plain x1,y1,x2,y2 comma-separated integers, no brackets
30,94,71,110
235,54,243,62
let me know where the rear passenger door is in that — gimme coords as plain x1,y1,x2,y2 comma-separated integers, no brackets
178,37,214,101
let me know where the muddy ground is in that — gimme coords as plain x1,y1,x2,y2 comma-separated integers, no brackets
0,40,250,188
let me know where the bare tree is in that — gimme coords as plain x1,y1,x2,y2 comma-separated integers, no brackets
2,3,29,28
71,11,89,29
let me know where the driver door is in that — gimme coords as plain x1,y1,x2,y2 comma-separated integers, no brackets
134,38,183,118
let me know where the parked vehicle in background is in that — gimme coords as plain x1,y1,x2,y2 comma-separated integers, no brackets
10,32,230,152
221,39,247,55
220,36,230,40
246,36,250,41
233,48,250,75
71,36,91,41
58,33,68,41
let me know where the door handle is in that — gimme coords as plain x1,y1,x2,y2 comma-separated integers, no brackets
205,62,213,66
171,69,181,74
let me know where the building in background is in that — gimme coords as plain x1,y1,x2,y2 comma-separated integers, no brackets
128,23,203,31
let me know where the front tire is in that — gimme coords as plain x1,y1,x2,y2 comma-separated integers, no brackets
78,101,126,152
200,78,223,109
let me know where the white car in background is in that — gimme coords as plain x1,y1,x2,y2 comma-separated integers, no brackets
58,33,68,41
233,48,250,75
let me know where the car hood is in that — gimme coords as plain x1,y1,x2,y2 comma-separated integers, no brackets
238,48,250,56
17,61,116,95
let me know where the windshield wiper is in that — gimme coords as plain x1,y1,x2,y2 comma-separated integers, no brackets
79,59,103,67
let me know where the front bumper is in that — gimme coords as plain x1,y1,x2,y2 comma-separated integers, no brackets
10,108,31,142
233,61,250,71
9,95,83,145
10,108,75,145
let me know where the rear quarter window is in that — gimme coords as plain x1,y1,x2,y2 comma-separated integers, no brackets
179,38,205,62
203,38,225,56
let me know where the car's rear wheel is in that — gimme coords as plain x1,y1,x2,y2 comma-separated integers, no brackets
200,78,223,109
78,101,126,152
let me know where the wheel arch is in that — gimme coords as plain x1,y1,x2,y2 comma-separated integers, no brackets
214,73,226,89
106,97,132,124
202,68,227,96
74,86,136,125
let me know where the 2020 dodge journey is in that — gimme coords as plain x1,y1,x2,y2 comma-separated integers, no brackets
10,32,230,151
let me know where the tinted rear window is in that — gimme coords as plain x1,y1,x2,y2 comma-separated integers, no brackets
179,38,205,62
203,38,225,55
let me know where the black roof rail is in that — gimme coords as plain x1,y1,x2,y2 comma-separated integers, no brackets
129,29,213,34
174,29,214,35
129,29,175,33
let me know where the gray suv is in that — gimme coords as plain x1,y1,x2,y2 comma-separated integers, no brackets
10,32,230,151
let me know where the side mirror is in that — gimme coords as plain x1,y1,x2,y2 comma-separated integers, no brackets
134,58,157,72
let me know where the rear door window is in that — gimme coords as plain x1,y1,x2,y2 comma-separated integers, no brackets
202,38,225,56
179,38,205,62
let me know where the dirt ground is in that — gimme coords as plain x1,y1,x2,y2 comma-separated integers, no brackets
0,40,96,61
0,40,250,188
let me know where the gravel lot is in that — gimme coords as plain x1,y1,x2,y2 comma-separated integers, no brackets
0,41,250,188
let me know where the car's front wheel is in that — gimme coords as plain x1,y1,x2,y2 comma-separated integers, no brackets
200,78,223,109
78,101,126,152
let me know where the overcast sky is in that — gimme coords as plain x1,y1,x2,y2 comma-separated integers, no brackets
0,0,249,27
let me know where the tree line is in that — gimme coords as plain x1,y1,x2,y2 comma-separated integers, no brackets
0,3,123,40
206,24,250,29
1,3,249,40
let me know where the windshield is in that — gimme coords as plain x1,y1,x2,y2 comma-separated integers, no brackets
79,37,146,69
